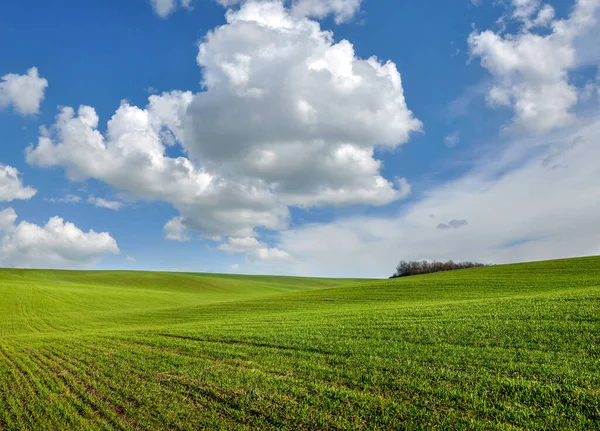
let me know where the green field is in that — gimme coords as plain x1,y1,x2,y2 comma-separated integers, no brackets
0,257,599,430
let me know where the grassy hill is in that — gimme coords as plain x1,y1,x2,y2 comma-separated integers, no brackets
0,257,598,430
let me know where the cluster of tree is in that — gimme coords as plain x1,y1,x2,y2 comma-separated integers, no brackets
390,260,488,278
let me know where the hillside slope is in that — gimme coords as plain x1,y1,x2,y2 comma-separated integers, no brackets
0,257,599,430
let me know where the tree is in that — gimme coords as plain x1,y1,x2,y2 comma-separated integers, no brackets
390,260,488,278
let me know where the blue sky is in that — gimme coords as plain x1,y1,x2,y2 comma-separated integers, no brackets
0,0,599,277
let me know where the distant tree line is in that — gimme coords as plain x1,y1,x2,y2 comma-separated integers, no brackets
390,260,488,278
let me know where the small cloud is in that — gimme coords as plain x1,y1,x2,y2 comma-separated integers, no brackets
581,67,600,102
145,86,158,94
444,132,460,148
46,194,82,204
0,164,37,202
88,196,124,210
396,177,412,199
149,0,192,18
437,219,469,230
0,67,48,115
449,219,468,229
253,247,293,262
164,217,190,242
125,256,136,263
230,263,240,272
160,129,177,146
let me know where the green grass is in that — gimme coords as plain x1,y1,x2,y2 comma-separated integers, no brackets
0,257,599,430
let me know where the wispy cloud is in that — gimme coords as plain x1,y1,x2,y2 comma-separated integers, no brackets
270,112,600,277
437,219,468,230
444,132,460,148
46,194,82,204
88,196,124,211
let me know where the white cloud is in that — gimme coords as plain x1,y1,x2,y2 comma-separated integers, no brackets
511,0,544,23
149,0,192,18
46,194,82,204
253,246,293,261
187,1,421,208
269,112,600,277
88,196,124,210
216,0,363,23
532,4,556,27
291,0,363,23
164,217,191,242
218,236,292,262
0,68,48,115
508,0,556,29
218,236,262,253
468,0,600,134
0,208,17,233
0,208,119,268
581,82,597,101
27,2,420,246
581,65,600,100
47,193,124,210
0,164,37,202
444,132,460,148
126,255,137,263
26,100,288,238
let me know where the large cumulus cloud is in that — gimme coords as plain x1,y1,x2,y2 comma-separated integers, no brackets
27,1,421,249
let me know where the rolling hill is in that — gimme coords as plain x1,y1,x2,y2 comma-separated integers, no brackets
0,257,599,429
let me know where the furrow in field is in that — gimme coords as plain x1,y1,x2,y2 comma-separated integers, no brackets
111,326,600,428
139,331,598,402
0,344,20,430
0,343,45,430
0,342,81,430
44,337,302,428
98,335,520,429
0,286,17,337
154,333,348,357
43,340,250,430
23,348,110,430
33,346,140,431
40,340,228,430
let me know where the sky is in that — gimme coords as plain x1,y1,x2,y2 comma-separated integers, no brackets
0,0,599,277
